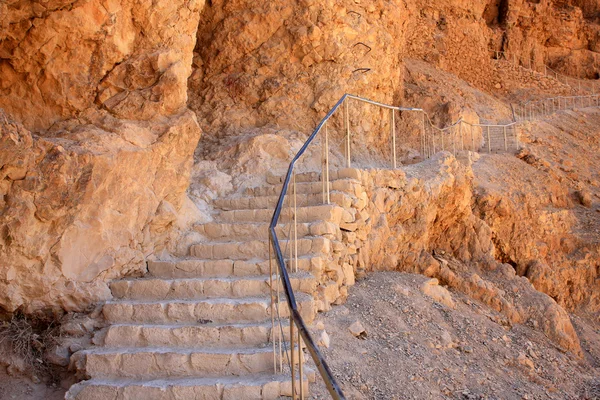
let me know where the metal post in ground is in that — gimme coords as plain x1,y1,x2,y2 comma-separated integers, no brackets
345,99,351,168
487,126,491,153
421,112,426,159
391,109,396,169
471,124,475,151
290,318,297,400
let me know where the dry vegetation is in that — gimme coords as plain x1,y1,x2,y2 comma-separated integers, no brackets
0,313,63,381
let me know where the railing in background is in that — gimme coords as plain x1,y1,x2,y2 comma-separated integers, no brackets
515,95,600,121
421,114,520,158
268,50,600,398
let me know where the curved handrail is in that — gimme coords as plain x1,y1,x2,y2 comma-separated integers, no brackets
268,93,525,398
268,94,348,400
268,94,423,399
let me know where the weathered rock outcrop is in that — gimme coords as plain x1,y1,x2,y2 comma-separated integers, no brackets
0,0,203,131
0,109,200,313
0,0,205,313
189,0,408,137
489,0,600,79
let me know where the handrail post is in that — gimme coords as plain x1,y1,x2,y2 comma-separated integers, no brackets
452,127,456,156
325,123,330,204
269,233,276,373
293,171,298,273
471,124,474,151
503,126,507,151
345,99,351,168
276,239,282,372
460,121,464,151
291,318,297,400
441,126,445,151
487,126,491,153
391,109,396,168
421,111,426,159
322,126,326,204
298,328,305,400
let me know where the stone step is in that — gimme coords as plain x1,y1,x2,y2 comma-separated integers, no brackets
110,272,317,301
66,372,312,400
213,191,352,211
265,167,362,185
189,237,331,260
101,321,291,348
74,346,303,380
266,170,323,184
102,294,316,325
147,256,326,279
195,221,289,241
194,220,334,241
244,178,361,197
216,204,349,224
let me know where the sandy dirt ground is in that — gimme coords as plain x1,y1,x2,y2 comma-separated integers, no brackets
309,272,600,400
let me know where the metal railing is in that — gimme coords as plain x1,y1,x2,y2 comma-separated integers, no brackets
515,95,600,121
267,51,600,397
267,94,527,399
421,116,520,157
269,94,426,399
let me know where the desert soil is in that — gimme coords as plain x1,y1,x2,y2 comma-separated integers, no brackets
309,272,600,400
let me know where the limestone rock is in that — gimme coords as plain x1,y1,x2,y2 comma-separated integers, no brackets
420,278,456,309
0,109,201,313
317,330,331,349
348,321,367,338
0,0,204,131
575,189,592,207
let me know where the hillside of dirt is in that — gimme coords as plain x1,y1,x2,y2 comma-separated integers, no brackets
311,272,600,400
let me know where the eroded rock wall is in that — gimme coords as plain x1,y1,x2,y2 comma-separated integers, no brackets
308,155,581,354
0,0,205,313
189,0,408,138
0,0,202,131
489,0,600,79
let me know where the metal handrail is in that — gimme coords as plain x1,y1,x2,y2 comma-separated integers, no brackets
515,94,600,121
268,94,424,399
268,93,530,398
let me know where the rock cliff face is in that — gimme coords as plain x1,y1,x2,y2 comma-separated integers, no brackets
0,0,204,313
488,0,600,79
0,0,202,131
0,0,598,320
189,0,407,138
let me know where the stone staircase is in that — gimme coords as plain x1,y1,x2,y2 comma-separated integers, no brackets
65,170,361,399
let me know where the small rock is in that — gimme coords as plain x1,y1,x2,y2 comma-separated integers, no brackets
518,353,535,370
317,330,330,348
495,83,502,89
349,320,367,338
575,190,592,207
45,345,70,367
460,345,474,354
315,321,325,330
440,331,454,348
420,278,456,309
